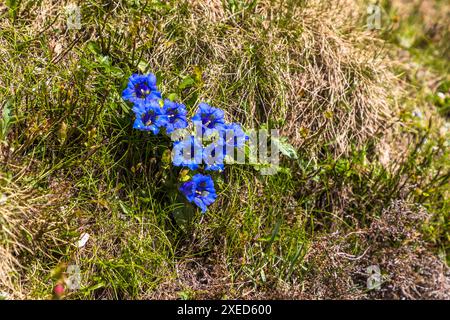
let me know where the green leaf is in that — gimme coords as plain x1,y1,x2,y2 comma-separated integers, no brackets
6,0,19,9
172,205,195,231
172,194,196,231
137,61,150,73
1,99,12,141
258,220,281,245
97,55,111,66
179,76,195,90
167,93,178,101
118,201,132,215
6,0,20,19
85,281,105,292
273,137,298,159
87,41,101,55
192,65,203,83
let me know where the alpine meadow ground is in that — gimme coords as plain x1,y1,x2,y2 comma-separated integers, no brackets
0,0,448,299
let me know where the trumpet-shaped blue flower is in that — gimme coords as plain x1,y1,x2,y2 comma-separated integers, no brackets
172,135,203,170
162,99,188,134
222,123,247,149
122,73,162,103
132,100,167,134
203,140,225,171
192,103,225,134
179,174,217,213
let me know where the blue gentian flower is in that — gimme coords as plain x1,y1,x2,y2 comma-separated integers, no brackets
222,123,247,149
122,73,162,103
172,135,203,170
179,174,217,213
192,103,225,134
203,140,225,171
132,100,167,134
162,99,188,134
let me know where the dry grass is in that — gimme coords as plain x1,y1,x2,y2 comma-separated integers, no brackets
0,0,397,155
0,176,30,299
362,201,449,299
167,0,397,155
300,200,449,300
0,162,77,299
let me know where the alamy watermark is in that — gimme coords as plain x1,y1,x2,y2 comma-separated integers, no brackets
366,265,382,290
367,4,382,30
65,4,81,30
65,264,81,291
170,123,281,175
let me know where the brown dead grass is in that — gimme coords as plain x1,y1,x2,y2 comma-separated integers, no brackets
361,200,449,299
0,171,73,299
189,0,397,155
302,200,449,300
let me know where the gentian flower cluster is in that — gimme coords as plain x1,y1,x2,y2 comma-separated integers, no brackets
122,73,247,214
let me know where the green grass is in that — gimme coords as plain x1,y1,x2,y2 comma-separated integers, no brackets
0,0,448,299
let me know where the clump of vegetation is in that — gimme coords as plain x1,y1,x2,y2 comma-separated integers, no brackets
0,0,448,299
